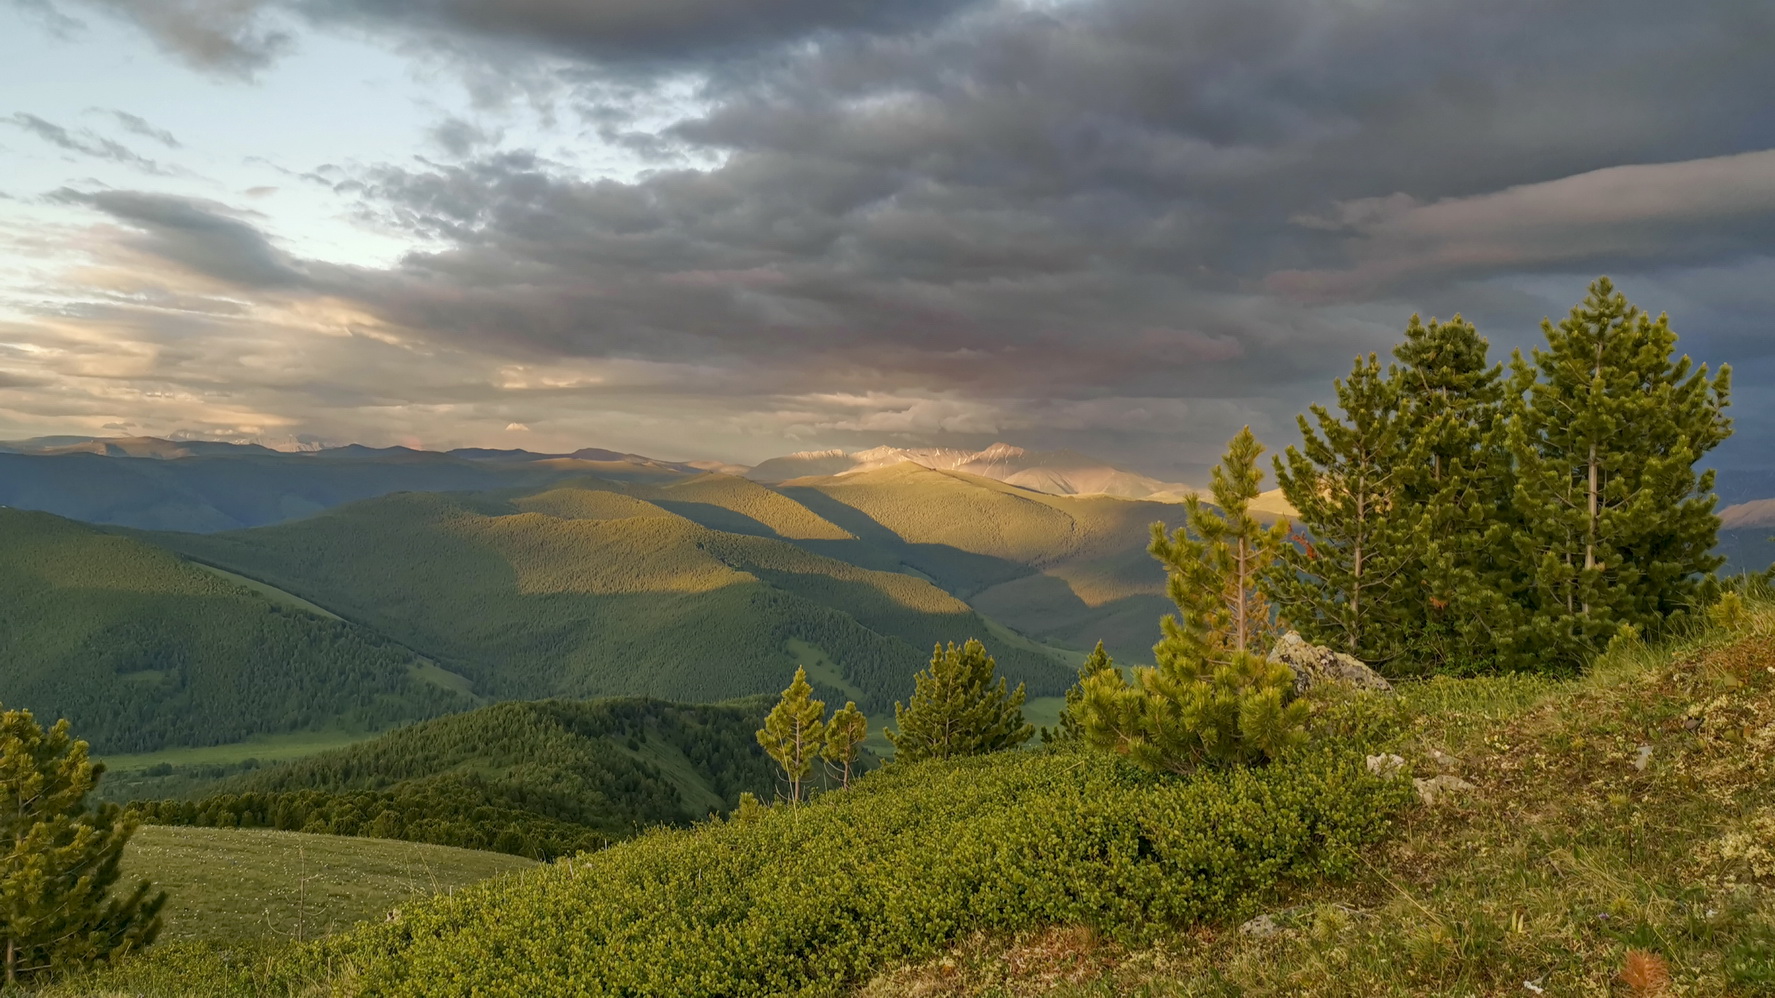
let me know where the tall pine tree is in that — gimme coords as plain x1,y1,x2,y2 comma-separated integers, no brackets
2,705,164,986
1268,354,1415,665
755,668,826,803
1504,278,1732,671
887,640,1031,763
1390,315,1511,673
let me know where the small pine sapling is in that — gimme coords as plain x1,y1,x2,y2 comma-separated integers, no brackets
755,668,826,803
822,702,868,789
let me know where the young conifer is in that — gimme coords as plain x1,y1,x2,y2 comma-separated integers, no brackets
1504,278,1732,670
1077,430,1307,773
1269,354,1414,665
1043,641,1114,743
1390,314,1511,673
754,667,826,803
821,702,868,789
1,705,164,986
1151,426,1291,665
887,640,1031,763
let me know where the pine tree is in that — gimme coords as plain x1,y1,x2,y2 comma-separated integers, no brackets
1043,642,1115,744
1151,427,1291,666
887,640,1031,763
1268,354,1415,665
821,702,868,789
2,704,164,986
754,668,826,803
1504,278,1732,671
1390,314,1511,673
1076,431,1308,774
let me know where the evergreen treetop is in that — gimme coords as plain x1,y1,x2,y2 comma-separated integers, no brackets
1269,353,1415,664
1045,642,1115,744
822,702,868,790
1,704,164,986
1504,277,1732,669
1151,426,1290,668
888,640,1031,763
755,668,826,803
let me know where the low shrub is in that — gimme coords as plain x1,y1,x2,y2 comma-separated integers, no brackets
264,741,1412,997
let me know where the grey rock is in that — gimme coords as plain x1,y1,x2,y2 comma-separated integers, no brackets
1632,744,1654,772
1427,747,1461,771
1365,753,1407,779
1413,774,1476,805
1268,631,1393,696
1238,914,1283,938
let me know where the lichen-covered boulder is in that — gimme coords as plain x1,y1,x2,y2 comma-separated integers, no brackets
1268,630,1393,696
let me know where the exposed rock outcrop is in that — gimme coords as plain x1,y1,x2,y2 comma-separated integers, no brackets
1268,631,1393,696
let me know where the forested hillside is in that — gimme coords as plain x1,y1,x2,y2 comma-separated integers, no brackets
0,509,472,752
132,697,784,858
147,485,1080,710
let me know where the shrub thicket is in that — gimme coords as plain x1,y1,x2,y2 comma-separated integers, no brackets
276,739,1411,997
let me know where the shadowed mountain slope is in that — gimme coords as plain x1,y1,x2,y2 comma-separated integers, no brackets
0,508,473,753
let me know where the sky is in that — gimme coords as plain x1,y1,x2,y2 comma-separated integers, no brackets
0,0,1771,479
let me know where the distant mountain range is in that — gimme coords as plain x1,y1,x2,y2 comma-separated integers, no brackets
0,436,1200,533
746,442,1193,499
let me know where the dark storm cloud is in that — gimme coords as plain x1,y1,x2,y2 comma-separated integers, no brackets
54,0,986,77
302,0,988,69
293,0,1774,395
27,0,1775,468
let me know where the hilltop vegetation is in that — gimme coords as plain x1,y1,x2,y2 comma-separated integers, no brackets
0,509,471,753
865,601,1775,996
132,697,786,858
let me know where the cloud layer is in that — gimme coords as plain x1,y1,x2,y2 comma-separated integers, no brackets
5,0,1773,475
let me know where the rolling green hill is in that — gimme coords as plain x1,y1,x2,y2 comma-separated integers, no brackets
0,509,474,753
148,486,1077,711
774,465,1182,662
133,696,787,858
123,825,532,943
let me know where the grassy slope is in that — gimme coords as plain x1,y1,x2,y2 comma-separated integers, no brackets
151,487,1076,711
864,603,1775,996
0,509,473,754
124,826,531,943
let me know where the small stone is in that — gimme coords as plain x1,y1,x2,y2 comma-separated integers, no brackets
1413,774,1476,805
1632,744,1654,772
1238,914,1282,938
1365,753,1407,779
1427,747,1461,770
